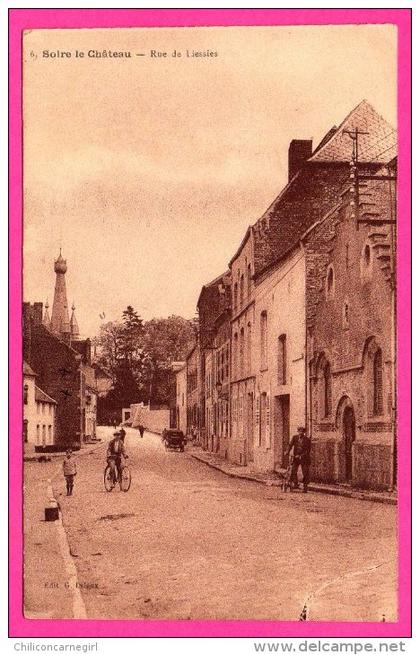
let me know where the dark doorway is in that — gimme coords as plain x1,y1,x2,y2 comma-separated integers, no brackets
342,405,356,481
274,395,290,468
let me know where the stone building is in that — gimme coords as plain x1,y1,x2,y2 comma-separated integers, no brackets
304,160,396,490
253,245,306,472
175,362,187,435
23,302,85,450
229,229,256,465
186,344,200,440
23,360,57,447
213,305,231,459
196,272,231,451
23,253,98,450
224,100,397,485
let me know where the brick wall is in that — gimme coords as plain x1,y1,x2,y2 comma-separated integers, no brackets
304,174,396,490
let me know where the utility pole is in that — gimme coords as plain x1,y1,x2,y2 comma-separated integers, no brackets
343,126,369,164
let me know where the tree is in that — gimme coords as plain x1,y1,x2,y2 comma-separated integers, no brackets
94,310,196,411
140,316,196,405
95,320,124,383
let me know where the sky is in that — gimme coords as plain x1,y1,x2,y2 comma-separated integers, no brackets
23,24,396,338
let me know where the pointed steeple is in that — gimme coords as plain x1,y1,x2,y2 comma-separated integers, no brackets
43,300,51,328
70,302,80,339
50,252,71,338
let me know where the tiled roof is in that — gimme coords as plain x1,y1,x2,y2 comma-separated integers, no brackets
35,386,57,404
309,100,396,164
23,361,37,377
252,101,396,278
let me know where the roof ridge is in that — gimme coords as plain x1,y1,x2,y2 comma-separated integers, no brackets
35,385,57,404
309,100,395,163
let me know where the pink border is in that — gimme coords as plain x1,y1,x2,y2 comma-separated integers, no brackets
9,8,411,638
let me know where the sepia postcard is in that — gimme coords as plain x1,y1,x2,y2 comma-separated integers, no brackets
9,8,411,639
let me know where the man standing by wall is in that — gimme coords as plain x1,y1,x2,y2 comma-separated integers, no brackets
288,426,311,493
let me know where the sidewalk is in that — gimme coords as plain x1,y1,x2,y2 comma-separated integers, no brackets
23,433,110,619
189,446,397,505
23,459,75,619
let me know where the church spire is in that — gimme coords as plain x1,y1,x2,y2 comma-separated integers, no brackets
70,302,80,339
43,300,51,328
50,252,71,339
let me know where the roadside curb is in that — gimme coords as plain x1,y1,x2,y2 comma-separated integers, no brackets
189,452,397,505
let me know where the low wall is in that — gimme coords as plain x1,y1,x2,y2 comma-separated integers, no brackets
130,404,170,435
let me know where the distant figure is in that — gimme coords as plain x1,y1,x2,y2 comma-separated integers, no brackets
288,426,311,493
138,424,145,438
63,449,77,496
119,426,126,443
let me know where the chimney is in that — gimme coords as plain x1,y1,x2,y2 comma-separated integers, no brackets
288,139,312,181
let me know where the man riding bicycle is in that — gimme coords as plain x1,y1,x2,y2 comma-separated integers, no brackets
107,431,128,485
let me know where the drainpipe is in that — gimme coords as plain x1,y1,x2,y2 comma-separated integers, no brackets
300,240,309,435
388,174,397,491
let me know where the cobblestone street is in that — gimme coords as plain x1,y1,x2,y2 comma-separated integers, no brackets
26,427,397,622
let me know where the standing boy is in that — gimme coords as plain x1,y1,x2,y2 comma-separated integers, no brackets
63,449,77,496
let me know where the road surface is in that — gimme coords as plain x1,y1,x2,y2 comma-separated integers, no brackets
32,427,396,621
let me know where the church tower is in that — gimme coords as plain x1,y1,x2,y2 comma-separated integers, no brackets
50,251,71,339
70,303,80,339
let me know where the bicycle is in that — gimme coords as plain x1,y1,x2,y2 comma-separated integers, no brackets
104,457,131,492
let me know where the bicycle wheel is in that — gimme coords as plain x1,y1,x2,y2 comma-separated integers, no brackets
119,466,131,492
104,465,115,492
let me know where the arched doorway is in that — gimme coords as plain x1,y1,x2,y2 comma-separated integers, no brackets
342,405,356,482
